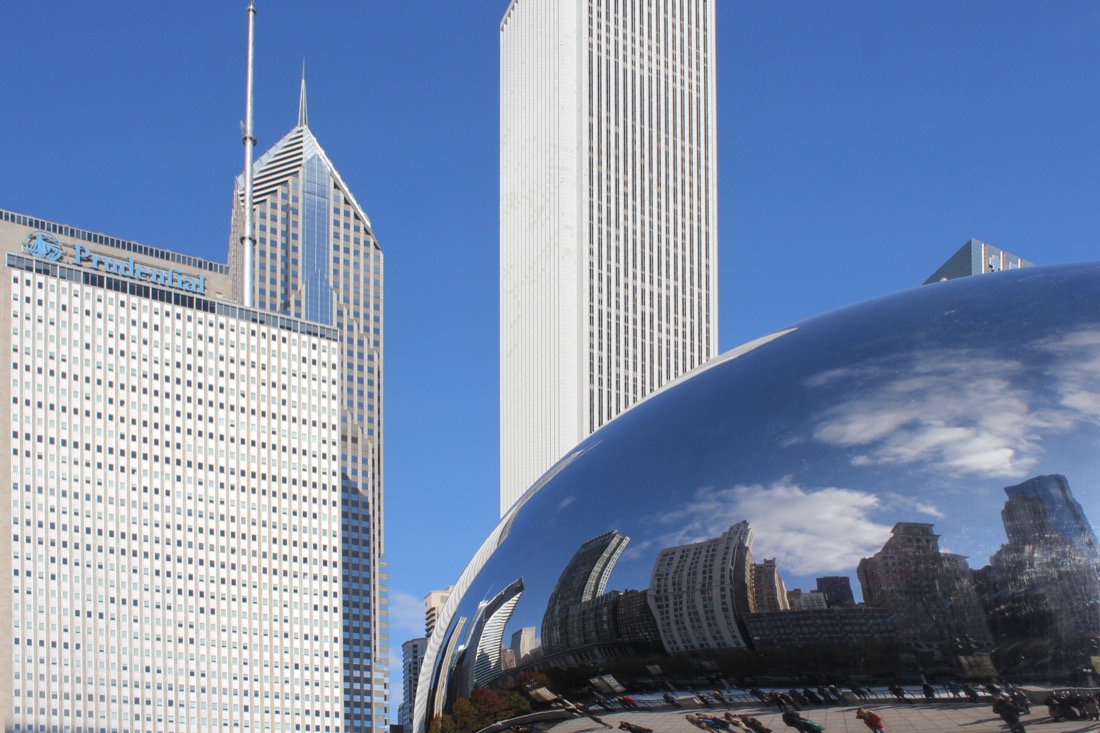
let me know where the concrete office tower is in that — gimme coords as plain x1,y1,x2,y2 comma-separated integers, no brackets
399,638,428,732
648,522,753,652
499,0,719,515
424,587,453,638
0,212,342,732
924,238,1033,284
228,80,387,731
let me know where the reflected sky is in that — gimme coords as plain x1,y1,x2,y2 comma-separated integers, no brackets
418,263,1100,730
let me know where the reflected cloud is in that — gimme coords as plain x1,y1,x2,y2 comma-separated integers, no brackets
653,480,892,575
882,492,945,519
1039,330,1100,418
808,352,1043,477
806,333,1100,481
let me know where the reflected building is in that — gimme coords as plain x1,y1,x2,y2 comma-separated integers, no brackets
858,523,991,651
978,475,1100,645
816,576,855,608
1004,474,1099,553
541,530,629,654
616,589,665,653
648,522,754,652
511,626,539,664
753,559,790,612
744,608,895,650
455,578,524,699
788,589,828,611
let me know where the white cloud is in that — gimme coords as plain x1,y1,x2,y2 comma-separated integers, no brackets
651,480,892,575
808,352,1044,478
881,492,944,519
1039,331,1100,419
389,589,426,638
805,332,1100,481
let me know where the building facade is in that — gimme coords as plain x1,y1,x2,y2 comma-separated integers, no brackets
752,559,790,612
924,239,1032,284
978,475,1100,645
228,86,387,731
647,522,753,652
1,211,343,732
424,587,452,640
815,576,855,608
540,530,628,654
398,639,427,732
743,608,895,650
498,0,719,514
857,523,991,652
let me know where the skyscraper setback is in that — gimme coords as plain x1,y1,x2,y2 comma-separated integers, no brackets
498,0,719,514
228,80,387,732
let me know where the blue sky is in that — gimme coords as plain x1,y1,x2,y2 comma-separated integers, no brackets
2,0,1098,708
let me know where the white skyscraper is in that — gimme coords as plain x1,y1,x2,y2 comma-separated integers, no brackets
1,211,343,732
499,0,719,514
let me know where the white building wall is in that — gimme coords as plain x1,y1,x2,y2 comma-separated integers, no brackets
500,0,585,516
500,0,718,515
3,244,342,732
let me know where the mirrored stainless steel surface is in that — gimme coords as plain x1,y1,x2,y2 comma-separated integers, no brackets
416,264,1100,733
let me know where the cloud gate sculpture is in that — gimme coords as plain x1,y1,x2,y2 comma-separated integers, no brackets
415,263,1100,732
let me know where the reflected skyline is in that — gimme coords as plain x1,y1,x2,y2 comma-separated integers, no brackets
479,472,1099,692
416,264,1100,732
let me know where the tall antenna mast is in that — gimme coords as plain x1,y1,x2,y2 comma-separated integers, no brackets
241,0,257,308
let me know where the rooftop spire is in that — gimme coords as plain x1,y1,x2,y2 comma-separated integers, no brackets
298,60,308,128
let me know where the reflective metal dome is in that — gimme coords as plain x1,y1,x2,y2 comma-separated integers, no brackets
416,264,1100,732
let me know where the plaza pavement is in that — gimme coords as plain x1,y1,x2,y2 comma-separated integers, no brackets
535,701,1093,733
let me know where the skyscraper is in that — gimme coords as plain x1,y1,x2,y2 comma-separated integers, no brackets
228,80,387,732
923,238,1033,284
1,210,343,732
499,0,719,514
424,586,453,639
399,638,428,732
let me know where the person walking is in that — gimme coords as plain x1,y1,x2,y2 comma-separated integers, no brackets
617,722,652,733
781,710,825,733
855,708,885,733
993,694,1026,733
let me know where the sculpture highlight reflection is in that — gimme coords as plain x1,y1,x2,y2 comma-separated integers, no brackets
415,264,1100,733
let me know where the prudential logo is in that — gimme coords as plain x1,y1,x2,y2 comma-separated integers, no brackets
23,231,64,262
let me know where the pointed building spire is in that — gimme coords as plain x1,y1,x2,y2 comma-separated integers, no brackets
298,60,309,128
